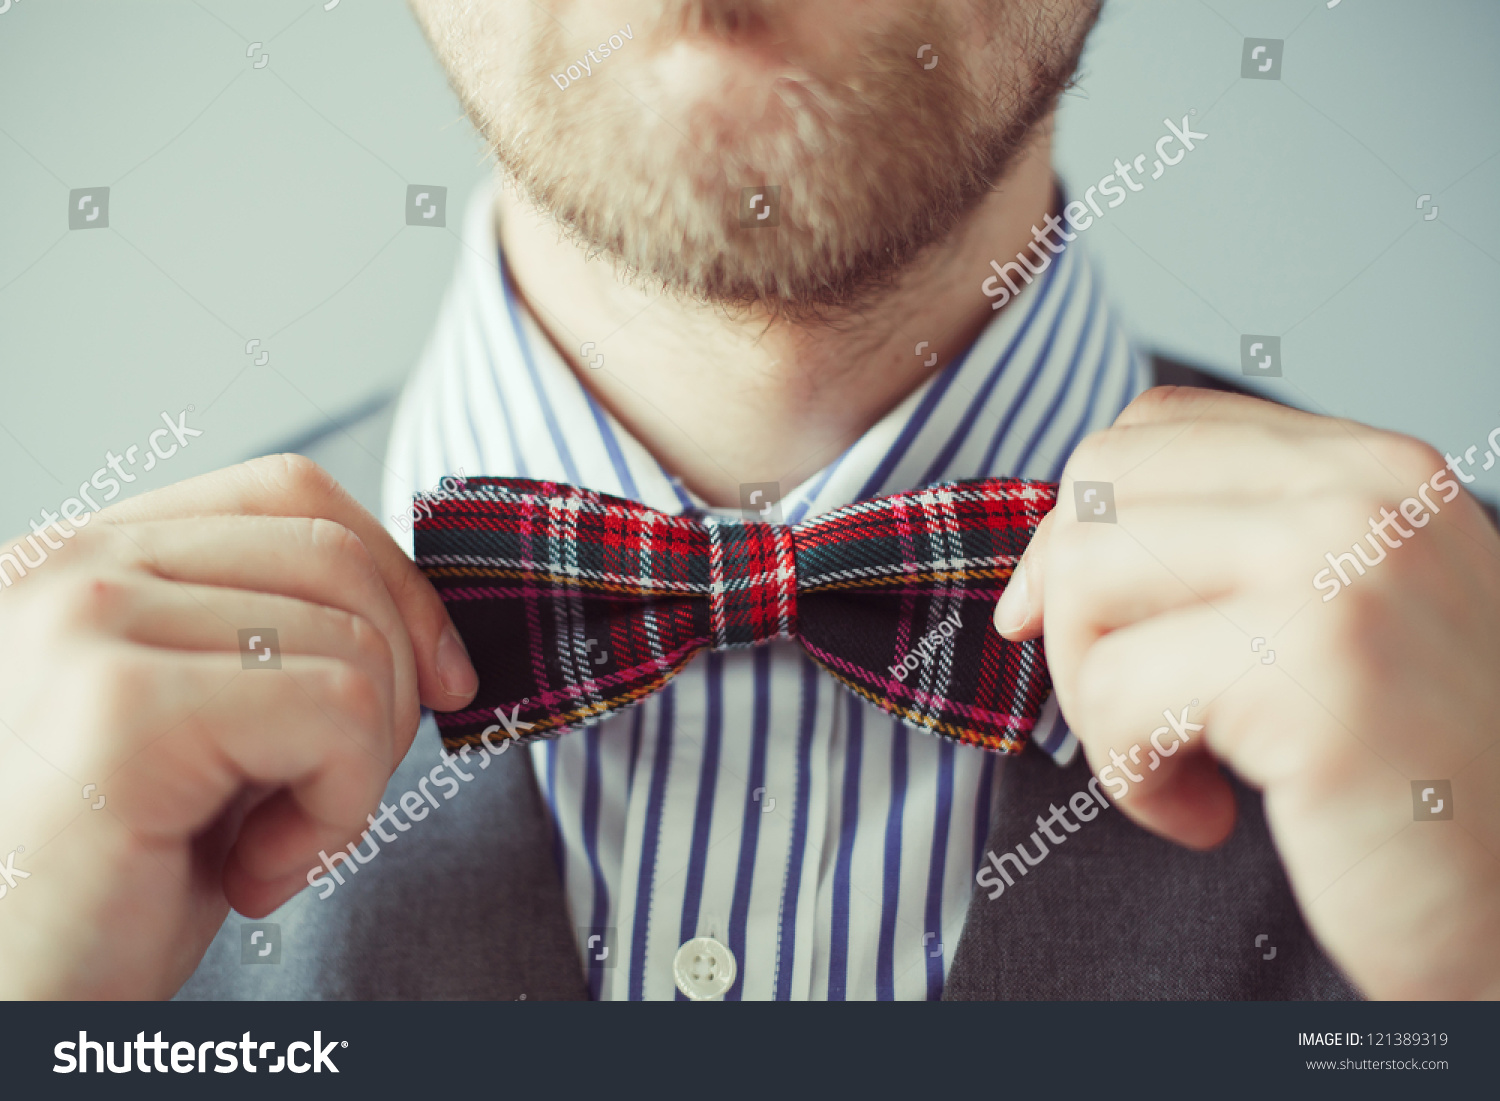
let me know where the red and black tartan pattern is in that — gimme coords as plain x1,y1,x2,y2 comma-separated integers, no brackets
415,477,1057,755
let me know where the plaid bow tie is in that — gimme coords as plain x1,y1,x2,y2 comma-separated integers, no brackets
414,477,1057,755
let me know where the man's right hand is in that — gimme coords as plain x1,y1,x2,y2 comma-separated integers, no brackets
0,455,479,999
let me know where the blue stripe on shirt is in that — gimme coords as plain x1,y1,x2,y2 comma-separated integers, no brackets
855,339,977,500
876,719,909,1000
977,250,1083,475
918,248,1068,486
827,694,864,1000
725,647,772,1000
774,657,820,1000
629,684,676,1000
498,254,581,484
675,652,725,1000
971,753,997,876
923,738,955,1000
472,309,530,478
626,706,645,801
582,726,609,999
1011,283,1101,476
583,389,641,500
1054,314,1130,471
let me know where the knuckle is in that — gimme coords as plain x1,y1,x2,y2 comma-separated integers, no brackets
1377,432,1444,483
344,610,394,680
50,574,129,634
1120,384,1184,422
325,661,386,735
1063,429,1111,477
306,515,356,556
257,452,338,502
306,517,378,580
73,518,143,566
1315,577,1391,651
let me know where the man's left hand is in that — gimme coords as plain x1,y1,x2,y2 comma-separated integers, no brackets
994,385,1500,999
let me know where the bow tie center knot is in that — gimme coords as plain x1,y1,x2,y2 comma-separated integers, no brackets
705,518,797,650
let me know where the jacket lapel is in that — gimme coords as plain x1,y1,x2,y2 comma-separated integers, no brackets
943,747,1359,999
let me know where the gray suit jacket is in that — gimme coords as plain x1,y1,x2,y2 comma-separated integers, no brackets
175,358,1359,1001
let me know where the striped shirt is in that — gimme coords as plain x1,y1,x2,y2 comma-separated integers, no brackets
384,184,1147,1000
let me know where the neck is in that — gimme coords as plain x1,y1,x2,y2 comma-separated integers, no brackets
494,127,1058,508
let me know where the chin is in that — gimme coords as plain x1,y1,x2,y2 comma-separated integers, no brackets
432,0,1097,312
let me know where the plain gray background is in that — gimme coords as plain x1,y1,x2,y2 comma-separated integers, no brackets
2,0,1498,537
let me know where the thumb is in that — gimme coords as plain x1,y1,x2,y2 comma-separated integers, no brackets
993,504,1058,640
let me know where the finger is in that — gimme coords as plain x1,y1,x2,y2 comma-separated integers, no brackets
102,649,391,876
99,454,478,713
222,845,319,919
110,575,397,721
996,469,1251,644
994,505,1057,640
1110,750,1237,850
1071,691,1236,851
225,785,375,907
115,516,413,754
1062,607,1247,848
1112,384,1322,430
1037,501,1328,684
1059,600,1255,768
996,419,1361,643
1061,420,1400,507
998,424,1424,644
1057,601,1316,846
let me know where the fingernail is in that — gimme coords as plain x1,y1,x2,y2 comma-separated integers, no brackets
994,560,1029,636
436,624,479,698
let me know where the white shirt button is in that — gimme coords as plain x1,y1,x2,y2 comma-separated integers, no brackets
672,937,737,1000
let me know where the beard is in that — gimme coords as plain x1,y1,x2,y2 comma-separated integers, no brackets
440,0,1098,322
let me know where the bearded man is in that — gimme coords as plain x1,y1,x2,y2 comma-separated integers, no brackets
2,1,1496,1001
